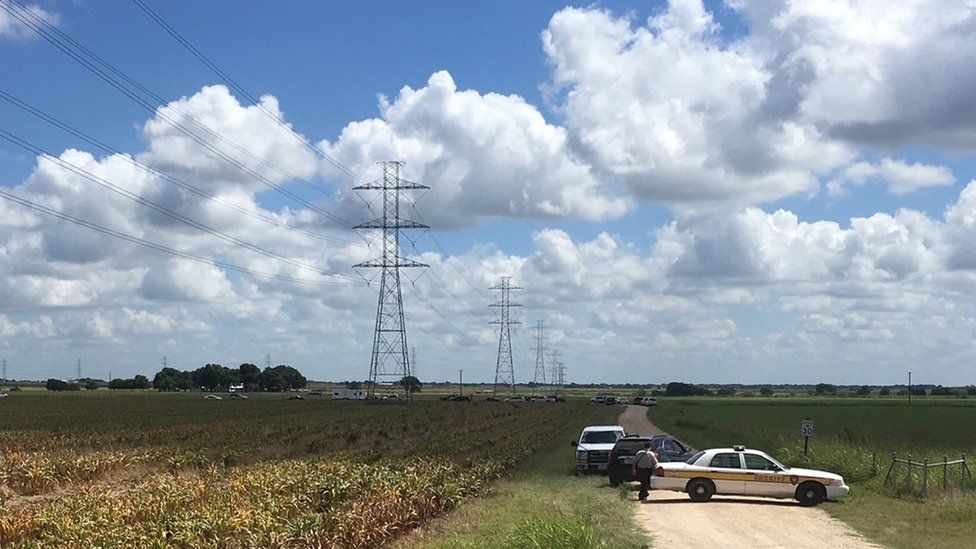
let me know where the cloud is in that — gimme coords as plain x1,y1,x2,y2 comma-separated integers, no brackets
320,71,630,228
0,3,58,40
828,158,955,196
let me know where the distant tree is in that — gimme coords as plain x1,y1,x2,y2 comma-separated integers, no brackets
879,387,891,396
192,364,235,391
716,387,736,396
856,385,871,396
967,386,976,396
665,382,711,397
84,379,99,391
46,378,69,391
132,375,151,390
815,383,837,395
930,385,952,396
108,378,129,390
759,387,774,397
635,388,647,397
259,365,307,391
346,380,362,390
911,387,927,396
400,376,422,394
238,363,261,391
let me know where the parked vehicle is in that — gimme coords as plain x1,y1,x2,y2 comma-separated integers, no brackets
286,394,304,400
607,435,654,486
228,393,248,400
651,446,849,506
649,435,696,462
332,389,366,400
572,425,626,473
642,397,658,406
544,394,566,402
0,393,8,398
506,396,526,403
590,395,610,403
483,396,500,402
204,394,222,400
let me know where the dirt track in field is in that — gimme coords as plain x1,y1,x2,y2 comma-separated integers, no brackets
619,405,882,549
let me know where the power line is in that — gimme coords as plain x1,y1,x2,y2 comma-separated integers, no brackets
0,188,357,287
127,0,367,188
0,0,360,226
0,88,362,247
0,129,358,282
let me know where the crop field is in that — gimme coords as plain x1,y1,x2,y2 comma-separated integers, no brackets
0,392,601,547
651,397,976,548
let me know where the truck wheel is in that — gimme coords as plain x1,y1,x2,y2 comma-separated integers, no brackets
686,478,715,502
609,478,620,487
796,482,826,506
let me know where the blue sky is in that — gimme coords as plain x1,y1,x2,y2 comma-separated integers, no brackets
2,1,976,385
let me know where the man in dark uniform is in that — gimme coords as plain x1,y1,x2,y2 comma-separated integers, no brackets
632,441,659,501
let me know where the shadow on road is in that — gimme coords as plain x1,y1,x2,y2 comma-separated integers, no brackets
643,496,800,507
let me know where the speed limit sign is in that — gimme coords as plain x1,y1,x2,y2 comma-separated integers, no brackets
800,420,814,437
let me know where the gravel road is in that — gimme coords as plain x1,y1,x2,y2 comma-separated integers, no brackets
619,405,882,549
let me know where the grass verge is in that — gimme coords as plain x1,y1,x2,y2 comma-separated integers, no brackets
394,405,649,549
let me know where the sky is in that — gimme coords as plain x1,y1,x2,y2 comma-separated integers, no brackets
2,0,976,385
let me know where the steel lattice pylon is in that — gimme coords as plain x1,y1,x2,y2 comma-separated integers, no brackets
354,161,428,400
490,276,521,395
532,320,547,385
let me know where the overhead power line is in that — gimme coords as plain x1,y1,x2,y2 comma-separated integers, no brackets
0,188,360,287
0,0,360,226
0,129,359,282
127,0,367,187
0,88,361,247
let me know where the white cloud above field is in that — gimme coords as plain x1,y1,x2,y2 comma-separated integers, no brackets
0,3,59,40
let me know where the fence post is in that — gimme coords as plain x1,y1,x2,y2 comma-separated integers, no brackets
923,457,929,497
944,455,948,492
908,453,913,492
883,454,897,486
872,453,877,477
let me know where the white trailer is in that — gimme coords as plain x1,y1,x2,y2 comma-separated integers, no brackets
332,389,366,400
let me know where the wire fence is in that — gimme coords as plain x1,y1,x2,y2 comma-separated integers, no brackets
884,453,973,497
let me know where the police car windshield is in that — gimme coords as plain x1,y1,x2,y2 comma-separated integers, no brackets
686,450,706,465
581,431,621,444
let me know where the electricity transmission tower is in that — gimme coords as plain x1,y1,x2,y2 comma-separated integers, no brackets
491,277,521,395
76,358,82,381
548,348,560,391
554,361,566,395
2,358,6,381
161,355,168,369
354,161,428,400
532,320,547,386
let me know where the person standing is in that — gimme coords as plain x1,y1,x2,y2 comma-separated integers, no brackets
633,442,659,501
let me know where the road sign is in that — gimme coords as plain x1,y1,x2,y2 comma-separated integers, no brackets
801,420,814,437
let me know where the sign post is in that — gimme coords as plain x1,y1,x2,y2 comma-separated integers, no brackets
801,419,814,457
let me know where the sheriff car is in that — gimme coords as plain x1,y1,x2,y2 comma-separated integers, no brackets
650,446,849,506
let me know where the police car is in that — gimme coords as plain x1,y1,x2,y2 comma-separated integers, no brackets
650,446,849,506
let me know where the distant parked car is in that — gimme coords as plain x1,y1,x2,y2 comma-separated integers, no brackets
590,395,610,403
286,394,304,400
649,435,696,462
228,393,247,400
483,396,500,402
506,396,526,403
544,394,566,402
643,397,658,406
204,394,222,400
0,393,8,398
307,391,323,396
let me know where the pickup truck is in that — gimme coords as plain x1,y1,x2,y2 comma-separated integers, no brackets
572,425,625,473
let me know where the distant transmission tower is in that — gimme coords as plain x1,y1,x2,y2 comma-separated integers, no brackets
412,346,417,379
161,355,168,369
76,358,82,381
548,348,560,390
354,161,429,399
554,361,566,395
532,320,547,386
266,353,271,369
2,358,6,381
490,276,522,395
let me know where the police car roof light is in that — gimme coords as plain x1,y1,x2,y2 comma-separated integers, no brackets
733,445,745,451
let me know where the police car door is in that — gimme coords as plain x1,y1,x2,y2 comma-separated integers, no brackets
705,452,747,495
742,453,790,497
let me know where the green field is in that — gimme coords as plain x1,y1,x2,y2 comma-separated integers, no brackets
651,397,976,548
0,391,642,547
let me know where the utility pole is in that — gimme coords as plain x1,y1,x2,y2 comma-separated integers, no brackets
162,355,168,369
266,353,271,369
490,277,522,396
354,160,428,400
548,348,560,391
908,371,912,405
459,369,463,396
532,320,547,386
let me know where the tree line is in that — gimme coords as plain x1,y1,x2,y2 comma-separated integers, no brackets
153,363,307,392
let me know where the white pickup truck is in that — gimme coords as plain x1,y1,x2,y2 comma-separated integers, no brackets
571,425,625,473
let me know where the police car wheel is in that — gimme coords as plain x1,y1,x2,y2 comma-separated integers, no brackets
796,482,826,506
686,478,714,502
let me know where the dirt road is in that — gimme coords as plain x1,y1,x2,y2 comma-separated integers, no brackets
620,405,881,549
